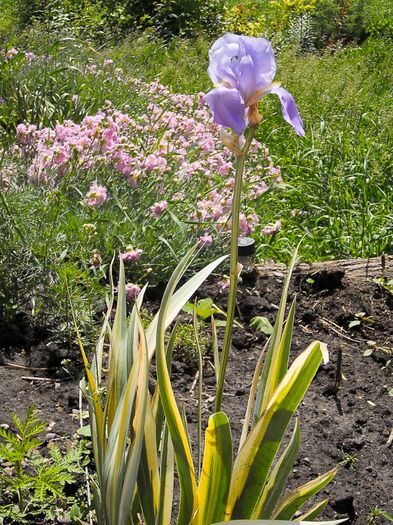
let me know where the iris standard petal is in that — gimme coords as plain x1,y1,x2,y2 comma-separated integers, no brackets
208,34,240,86
241,35,276,91
266,85,305,136
204,86,246,135
238,55,257,102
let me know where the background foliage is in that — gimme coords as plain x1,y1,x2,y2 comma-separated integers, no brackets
0,0,392,346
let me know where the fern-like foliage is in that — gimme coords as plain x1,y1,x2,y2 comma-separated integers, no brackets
0,406,89,524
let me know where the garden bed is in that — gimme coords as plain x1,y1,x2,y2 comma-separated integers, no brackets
0,258,392,524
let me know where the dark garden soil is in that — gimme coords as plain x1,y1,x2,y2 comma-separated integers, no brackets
1,258,392,524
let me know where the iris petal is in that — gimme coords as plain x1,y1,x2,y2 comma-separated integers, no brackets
266,86,305,136
238,55,256,102
241,35,276,90
208,35,240,87
204,87,246,135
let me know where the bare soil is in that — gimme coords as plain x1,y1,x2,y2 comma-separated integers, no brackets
1,260,392,524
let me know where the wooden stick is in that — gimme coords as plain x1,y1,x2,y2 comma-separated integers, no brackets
21,376,55,382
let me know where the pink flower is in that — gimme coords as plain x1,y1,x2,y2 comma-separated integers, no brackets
120,248,143,262
262,220,282,237
24,52,37,63
239,213,259,236
198,233,213,247
144,154,167,172
150,200,168,218
16,123,37,145
217,278,230,291
173,192,186,201
198,92,206,107
54,149,70,165
85,182,108,207
103,59,113,68
5,48,18,60
252,181,269,197
125,283,141,302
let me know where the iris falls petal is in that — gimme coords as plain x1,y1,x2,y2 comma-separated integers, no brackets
205,87,246,135
267,85,305,136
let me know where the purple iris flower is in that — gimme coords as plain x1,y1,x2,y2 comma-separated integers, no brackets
204,34,305,136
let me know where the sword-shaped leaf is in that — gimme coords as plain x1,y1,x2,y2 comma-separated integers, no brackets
253,418,300,519
213,518,347,525
253,248,298,426
226,341,327,520
146,254,227,361
156,425,175,525
198,412,232,525
118,319,149,525
137,399,160,525
106,259,129,428
155,247,200,525
273,467,338,520
296,498,329,520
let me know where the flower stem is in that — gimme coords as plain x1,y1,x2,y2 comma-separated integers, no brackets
215,127,256,413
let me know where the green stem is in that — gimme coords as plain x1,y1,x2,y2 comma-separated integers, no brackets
215,127,256,413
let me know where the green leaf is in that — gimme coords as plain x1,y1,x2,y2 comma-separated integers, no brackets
106,258,129,428
196,298,215,319
198,412,233,525
182,302,195,314
182,299,216,320
137,401,160,525
250,316,274,335
253,249,299,425
213,518,348,525
146,254,227,361
155,247,200,525
118,319,149,525
296,497,329,520
226,341,327,520
254,418,300,518
215,319,227,327
77,424,91,437
155,425,174,525
375,510,393,522
273,467,338,519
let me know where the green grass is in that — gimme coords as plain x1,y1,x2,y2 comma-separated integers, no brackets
251,38,393,261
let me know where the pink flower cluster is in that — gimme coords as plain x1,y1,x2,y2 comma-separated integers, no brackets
5,48,18,61
125,283,141,302
15,73,282,237
262,220,282,237
150,200,168,218
120,248,143,262
85,181,108,207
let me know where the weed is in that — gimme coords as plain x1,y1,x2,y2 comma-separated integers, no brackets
0,407,89,524
340,451,358,470
368,506,393,524
173,322,209,368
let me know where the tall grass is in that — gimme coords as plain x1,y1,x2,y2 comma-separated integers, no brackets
253,38,393,261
